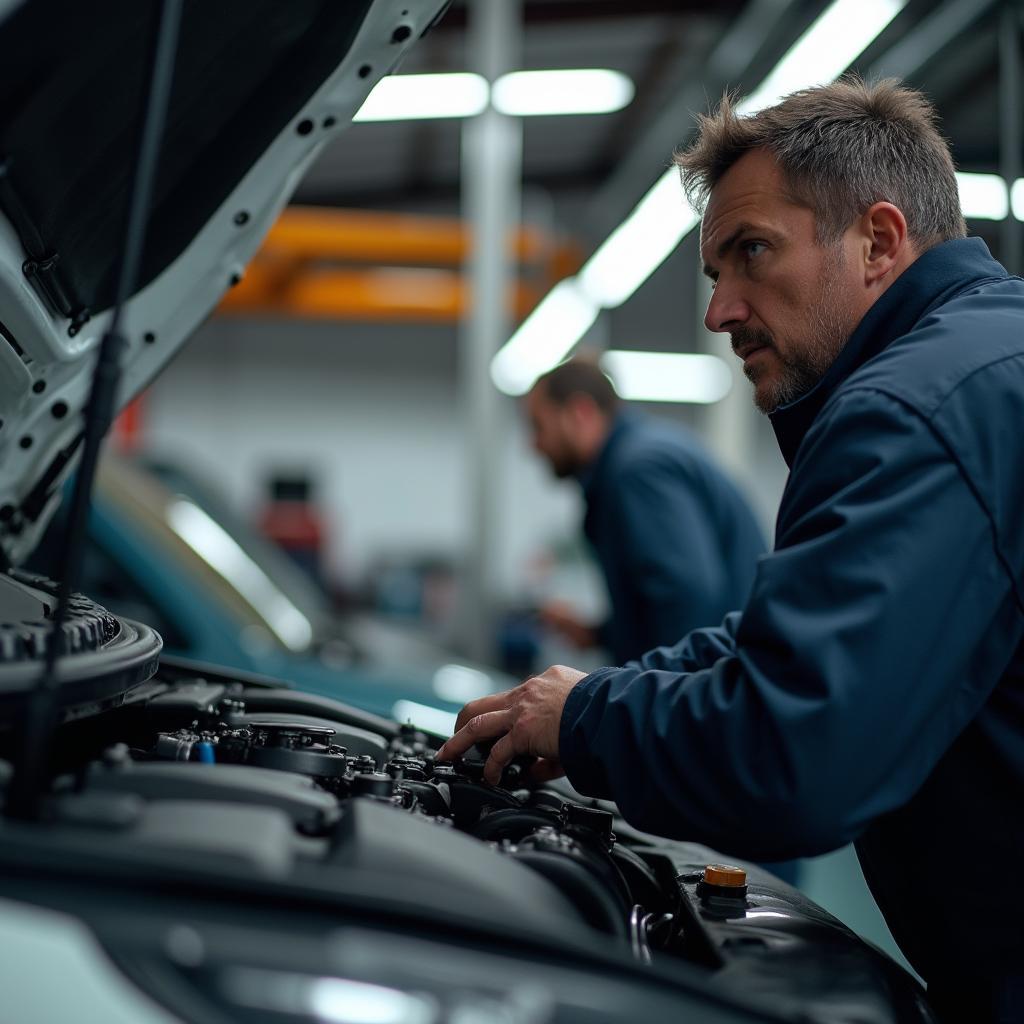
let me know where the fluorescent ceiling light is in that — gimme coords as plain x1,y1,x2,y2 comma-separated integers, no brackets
601,351,733,405
493,69,634,116
739,0,907,115
354,73,488,121
392,700,458,737
1013,178,1024,221
956,172,1009,220
490,278,599,395
579,171,699,308
166,499,314,651
490,0,907,389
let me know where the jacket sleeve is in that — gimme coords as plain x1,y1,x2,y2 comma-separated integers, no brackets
628,611,743,673
559,388,1016,860
611,456,732,650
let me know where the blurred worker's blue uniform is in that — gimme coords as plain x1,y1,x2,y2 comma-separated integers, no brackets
558,238,1024,1022
577,411,766,665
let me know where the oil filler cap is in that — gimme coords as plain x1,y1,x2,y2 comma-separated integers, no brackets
697,863,748,901
703,864,746,887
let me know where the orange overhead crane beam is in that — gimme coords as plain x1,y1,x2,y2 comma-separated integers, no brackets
217,207,582,322
255,206,555,264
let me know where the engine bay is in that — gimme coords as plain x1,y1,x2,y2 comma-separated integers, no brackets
0,574,934,1024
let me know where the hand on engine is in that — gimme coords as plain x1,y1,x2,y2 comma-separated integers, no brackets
437,664,588,785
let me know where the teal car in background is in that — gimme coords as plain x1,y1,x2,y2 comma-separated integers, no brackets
29,456,508,730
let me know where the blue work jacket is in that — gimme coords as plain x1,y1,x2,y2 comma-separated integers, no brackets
579,413,766,664
559,238,1024,1018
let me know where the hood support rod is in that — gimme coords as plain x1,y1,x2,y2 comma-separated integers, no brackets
6,0,184,820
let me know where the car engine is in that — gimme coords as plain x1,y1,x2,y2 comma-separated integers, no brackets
0,572,935,1023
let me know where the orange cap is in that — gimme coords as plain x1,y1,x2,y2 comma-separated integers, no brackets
703,864,747,887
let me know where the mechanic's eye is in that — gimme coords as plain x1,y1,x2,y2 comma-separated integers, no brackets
743,241,768,259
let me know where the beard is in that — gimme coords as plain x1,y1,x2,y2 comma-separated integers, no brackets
549,457,578,480
732,247,852,414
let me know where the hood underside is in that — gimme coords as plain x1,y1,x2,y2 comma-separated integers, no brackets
0,0,449,566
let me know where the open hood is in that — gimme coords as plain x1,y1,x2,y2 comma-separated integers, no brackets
0,0,449,567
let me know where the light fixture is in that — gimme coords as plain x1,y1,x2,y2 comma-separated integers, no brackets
353,68,635,122
490,0,909,391
490,278,599,396
738,0,907,115
601,351,733,405
1013,178,1024,221
353,73,489,121
166,499,314,651
492,69,634,116
956,172,1010,220
578,173,699,309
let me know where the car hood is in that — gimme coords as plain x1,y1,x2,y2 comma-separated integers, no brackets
0,0,449,567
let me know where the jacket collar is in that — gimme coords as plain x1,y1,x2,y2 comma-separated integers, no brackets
769,237,1007,467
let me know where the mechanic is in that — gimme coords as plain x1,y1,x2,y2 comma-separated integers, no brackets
439,77,1024,1023
527,357,766,664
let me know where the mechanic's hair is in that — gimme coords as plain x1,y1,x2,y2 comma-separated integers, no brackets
533,357,619,415
675,76,967,248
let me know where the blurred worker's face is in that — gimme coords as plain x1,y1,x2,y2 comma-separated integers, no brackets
525,386,586,478
699,148,864,413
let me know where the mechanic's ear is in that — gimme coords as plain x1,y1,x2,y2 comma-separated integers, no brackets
861,202,909,285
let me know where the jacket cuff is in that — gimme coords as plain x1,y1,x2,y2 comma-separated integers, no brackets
558,667,617,799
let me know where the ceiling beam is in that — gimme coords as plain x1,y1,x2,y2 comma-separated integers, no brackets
587,0,1002,246
588,30,691,176
865,0,999,81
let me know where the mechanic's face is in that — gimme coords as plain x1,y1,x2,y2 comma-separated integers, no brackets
700,148,861,413
525,386,582,479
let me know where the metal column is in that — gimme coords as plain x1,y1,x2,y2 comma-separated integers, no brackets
457,0,523,662
1000,0,1022,275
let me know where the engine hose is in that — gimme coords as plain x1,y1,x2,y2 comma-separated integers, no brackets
470,807,560,841
507,848,629,939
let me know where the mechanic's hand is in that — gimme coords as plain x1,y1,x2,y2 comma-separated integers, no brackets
538,601,599,650
437,664,588,785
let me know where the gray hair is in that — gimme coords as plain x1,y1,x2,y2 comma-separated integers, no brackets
675,76,967,248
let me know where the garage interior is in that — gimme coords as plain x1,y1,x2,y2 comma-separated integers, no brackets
103,0,1020,986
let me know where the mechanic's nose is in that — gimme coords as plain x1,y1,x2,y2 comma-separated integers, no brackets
704,284,749,334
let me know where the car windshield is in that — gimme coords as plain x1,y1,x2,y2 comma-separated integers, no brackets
96,455,332,653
